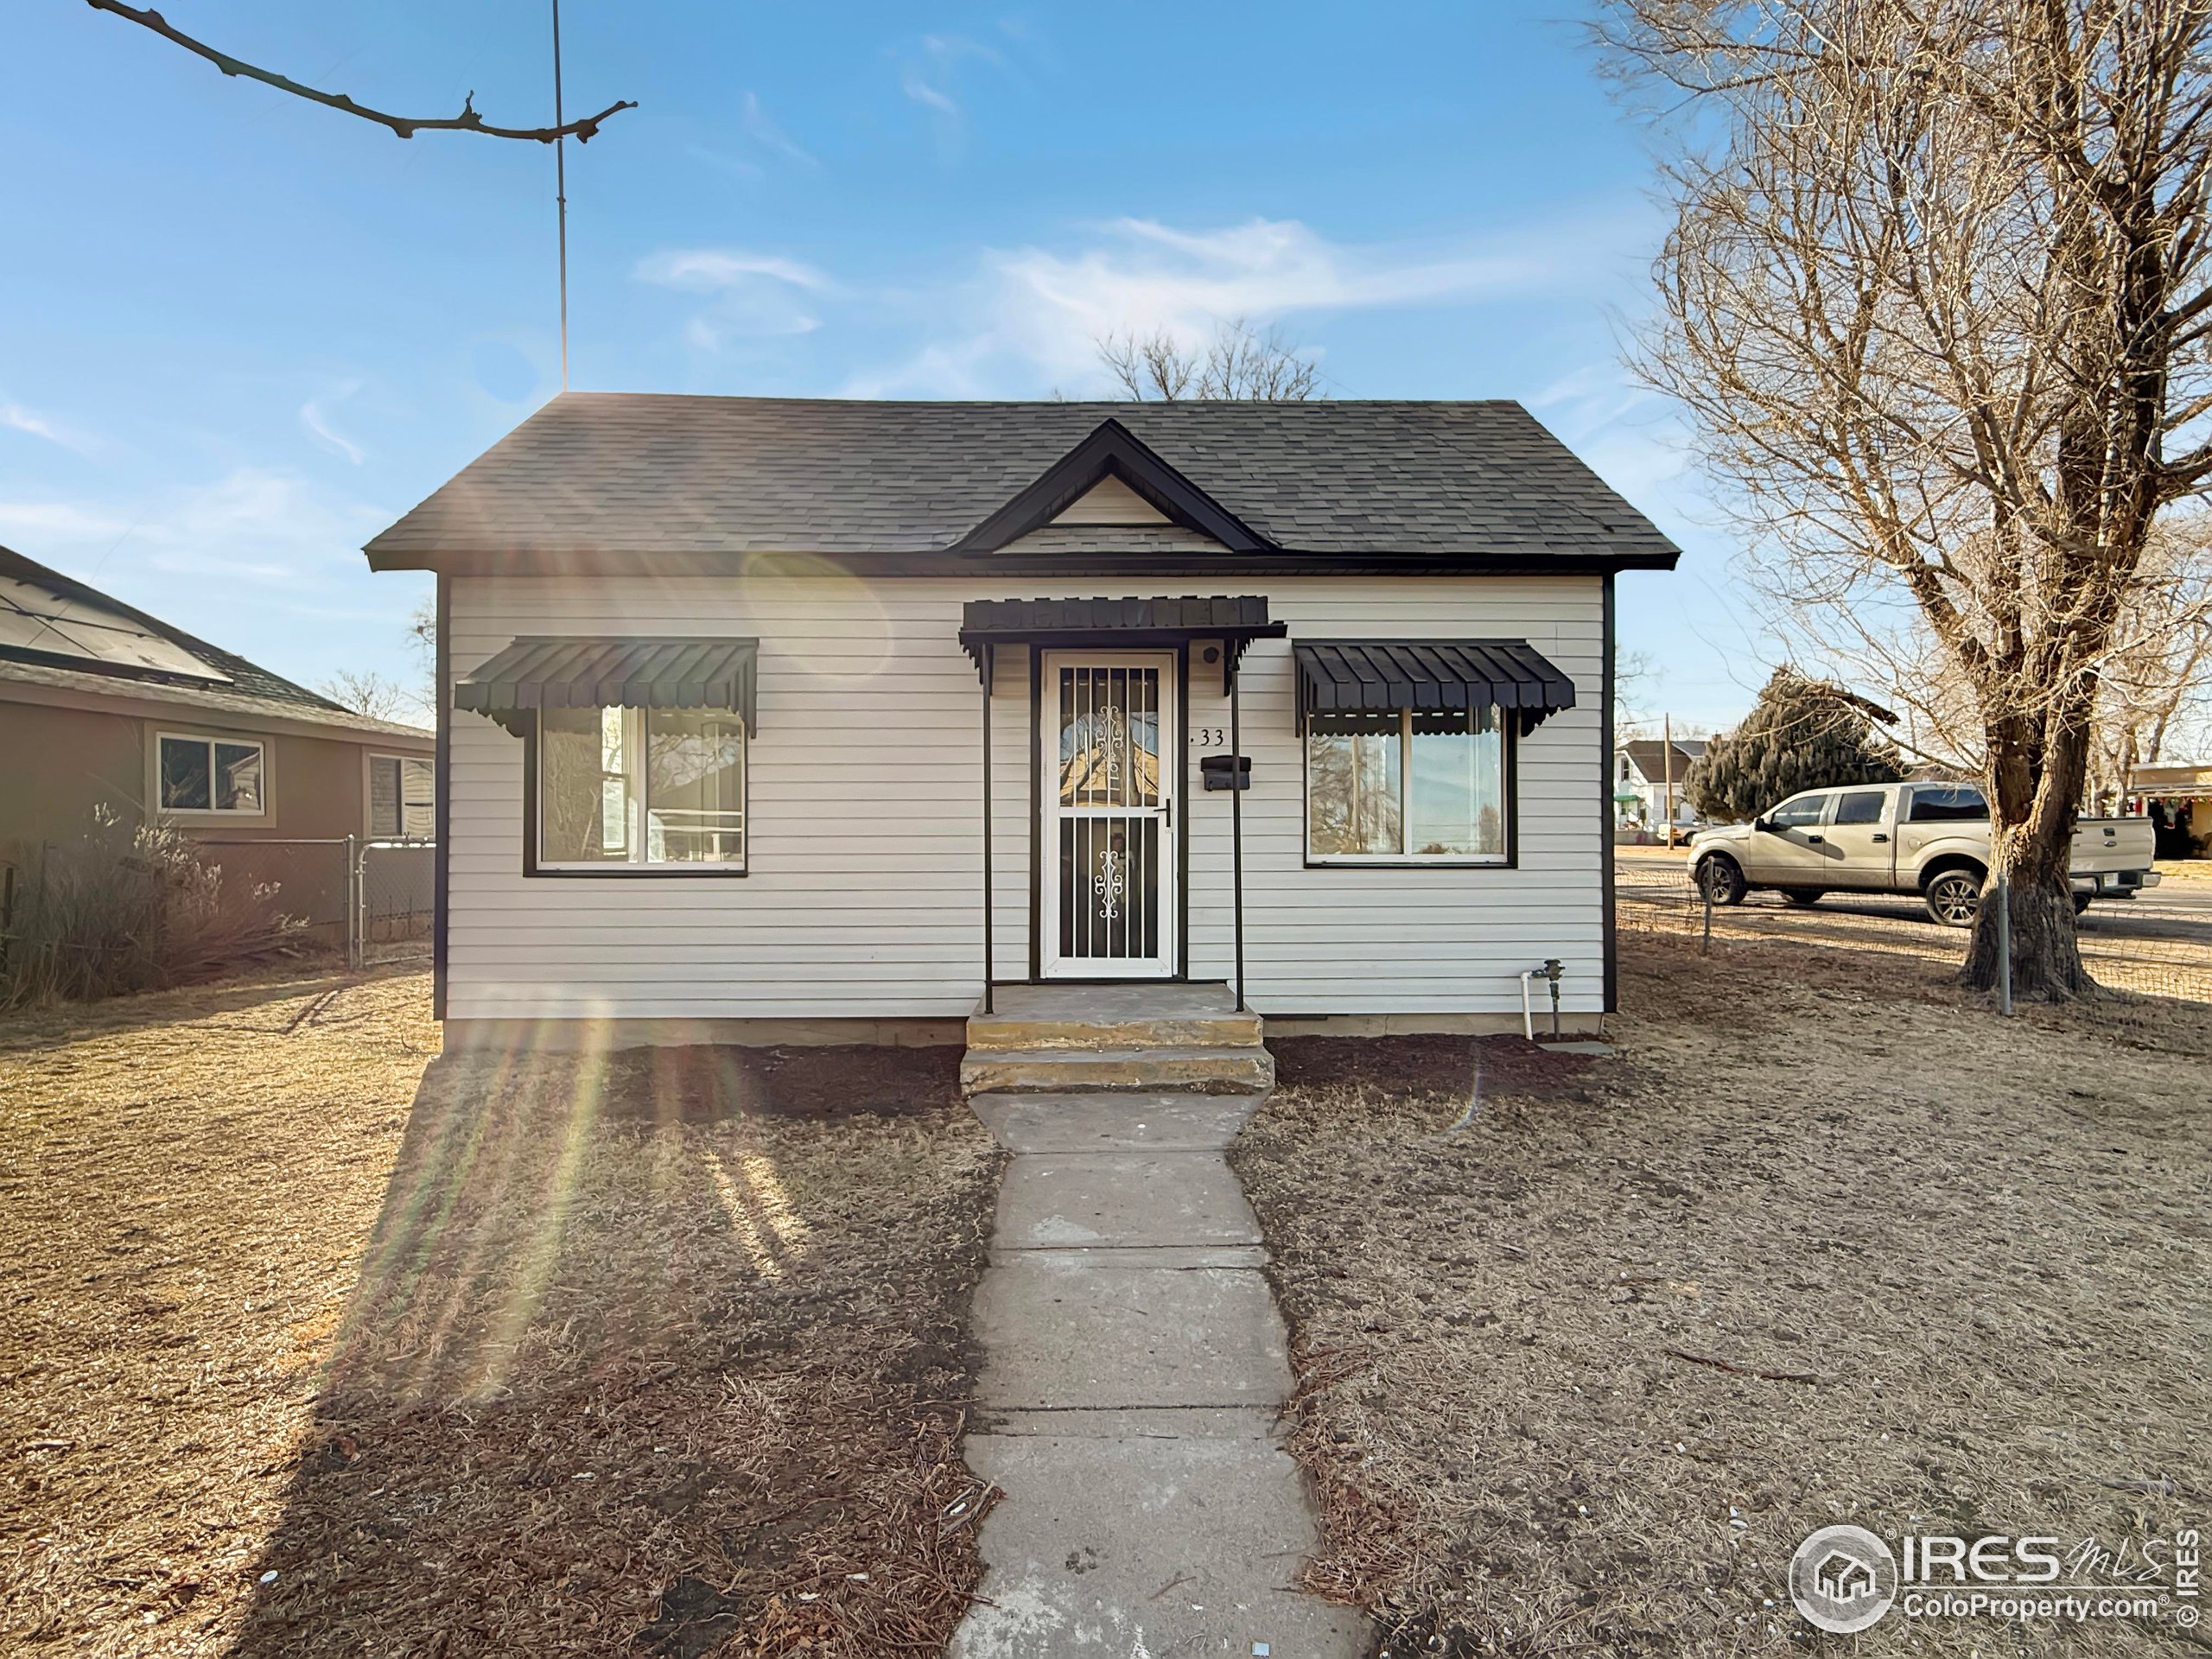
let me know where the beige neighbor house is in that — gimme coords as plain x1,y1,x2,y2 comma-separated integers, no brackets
0,546,434,935
363,395,1681,1046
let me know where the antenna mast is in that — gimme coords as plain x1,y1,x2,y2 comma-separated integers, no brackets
552,0,569,391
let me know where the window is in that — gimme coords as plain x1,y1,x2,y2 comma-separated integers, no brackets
1909,785,1988,823
1306,707,1507,862
537,706,745,869
1834,791,1887,826
369,753,435,839
158,734,264,814
1768,793,1830,830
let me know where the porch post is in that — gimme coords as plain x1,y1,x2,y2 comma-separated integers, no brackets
1230,665,1245,1013
981,645,995,1014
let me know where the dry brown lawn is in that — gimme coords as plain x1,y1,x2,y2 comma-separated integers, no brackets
1238,930,2210,1657
0,969,1001,1658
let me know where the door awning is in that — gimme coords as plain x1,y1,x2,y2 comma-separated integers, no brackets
1294,639,1576,736
453,636,759,735
958,595,1286,688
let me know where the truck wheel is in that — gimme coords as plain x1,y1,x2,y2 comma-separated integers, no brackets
1781,888,1824,906
1923,868,1982,928
1697,855,1745,906
2074,892,2093,915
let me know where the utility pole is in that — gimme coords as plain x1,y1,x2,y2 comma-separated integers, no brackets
1662,711,1677,850
552,0,569,391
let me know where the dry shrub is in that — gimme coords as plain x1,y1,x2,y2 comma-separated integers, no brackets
1,810,302,1007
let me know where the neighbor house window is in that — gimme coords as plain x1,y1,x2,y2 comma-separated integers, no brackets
1306,707,1507,862
368,753,435,839
537,706,746,869
158,734,264,814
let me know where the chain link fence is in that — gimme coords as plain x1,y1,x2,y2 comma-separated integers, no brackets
1618,855,2212,1004
192,836,433,965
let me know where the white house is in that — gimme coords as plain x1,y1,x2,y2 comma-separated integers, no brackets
364,395,1679,1046
1617,736,1707,832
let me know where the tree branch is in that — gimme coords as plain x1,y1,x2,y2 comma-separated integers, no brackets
87,1,637,143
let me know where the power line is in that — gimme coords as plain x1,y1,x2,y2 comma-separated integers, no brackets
552,0,569,391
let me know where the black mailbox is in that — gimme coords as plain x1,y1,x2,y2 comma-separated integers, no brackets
1200,753,1251,791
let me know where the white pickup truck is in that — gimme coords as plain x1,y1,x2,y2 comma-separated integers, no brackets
1688,781,2158,926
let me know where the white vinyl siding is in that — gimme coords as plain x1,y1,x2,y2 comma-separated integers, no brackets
445,575,1603,1021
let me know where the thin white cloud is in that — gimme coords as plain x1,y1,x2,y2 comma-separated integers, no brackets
0,499,134,541
901,68,960,116
638,250,832,291
843,215,1559,397
741,92,818,168
0,400,97,455
636,248,834,353
1528,363,1694,511
897,34,1010,122
300,396,365,465
1,468,385,587
162,467,387,579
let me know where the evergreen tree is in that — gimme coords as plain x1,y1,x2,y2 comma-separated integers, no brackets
1686,671,1904,823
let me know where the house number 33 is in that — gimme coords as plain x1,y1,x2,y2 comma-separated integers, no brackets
1192,726,1228,747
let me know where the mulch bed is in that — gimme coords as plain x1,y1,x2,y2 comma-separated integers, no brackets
1242,930,2211,1656
0,971,1002,1658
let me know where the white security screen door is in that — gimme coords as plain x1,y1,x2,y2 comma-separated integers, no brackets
1043,652,1177,978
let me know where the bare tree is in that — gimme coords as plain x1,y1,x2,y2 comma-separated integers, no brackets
318,669,418,725
2088,516,2212,807
1613,645,1660,733
1602,0,2212,999
87,2,635,143
401,594,441,723
1097,319,1322,401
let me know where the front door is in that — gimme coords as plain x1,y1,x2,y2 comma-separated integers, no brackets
1042,652,1177,978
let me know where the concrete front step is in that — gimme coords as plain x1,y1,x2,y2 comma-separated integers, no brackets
969,1092,1263,1154
965,1008,1266,1052
959,1044,1274,1097
965,981,1263,1055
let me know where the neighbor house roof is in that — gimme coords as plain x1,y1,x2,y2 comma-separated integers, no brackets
1621,738,1706,779
364,394,1682,575
0,544,429,742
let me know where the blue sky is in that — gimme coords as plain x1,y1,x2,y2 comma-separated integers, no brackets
2,0,1764,730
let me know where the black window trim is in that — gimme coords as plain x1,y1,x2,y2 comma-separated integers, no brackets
1300,706,1520,870
520,708,752,880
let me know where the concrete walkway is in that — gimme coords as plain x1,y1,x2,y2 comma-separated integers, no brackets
950,1093,1367,1659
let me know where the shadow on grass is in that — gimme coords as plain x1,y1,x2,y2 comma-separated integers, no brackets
223,1040,995,1658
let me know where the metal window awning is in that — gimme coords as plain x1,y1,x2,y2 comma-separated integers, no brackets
1294,639,1576,736
453,636,759,735
958,595,1286,688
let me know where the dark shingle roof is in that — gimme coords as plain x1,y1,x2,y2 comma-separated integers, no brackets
0,544,359,717
365,395,1681,569
1621,738,1707,779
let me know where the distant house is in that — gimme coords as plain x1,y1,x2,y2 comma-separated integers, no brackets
1,546,434,925
2129,761,2211,858
1616,737,1706,831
